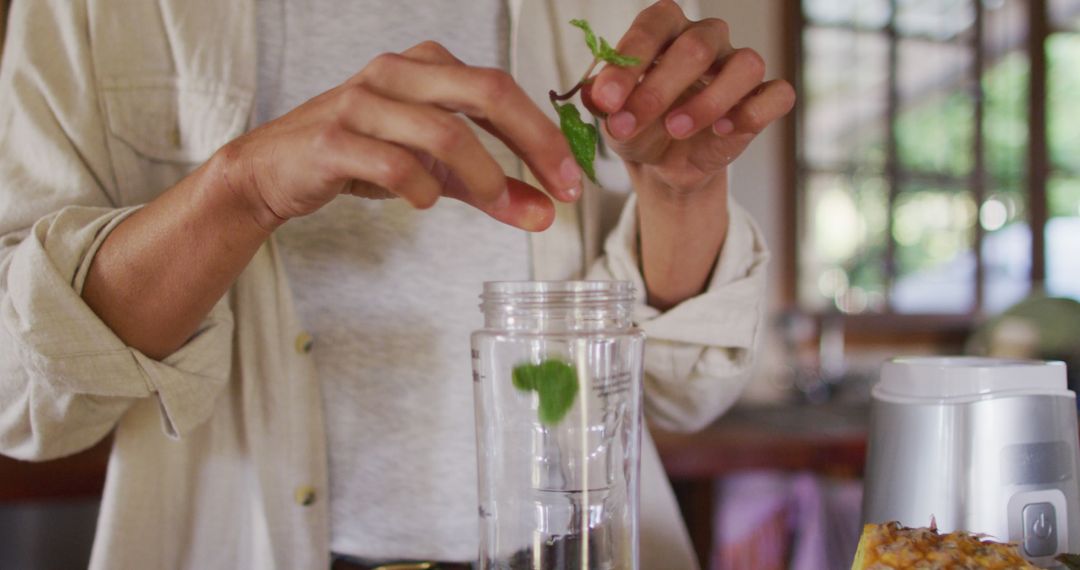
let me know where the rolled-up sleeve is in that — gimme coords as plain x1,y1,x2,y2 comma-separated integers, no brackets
587,193,769,432
0,0,234,460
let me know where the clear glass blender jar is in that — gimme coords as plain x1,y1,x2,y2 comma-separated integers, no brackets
471,281,645,570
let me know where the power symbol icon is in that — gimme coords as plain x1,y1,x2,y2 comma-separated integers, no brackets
1033,512,1053,540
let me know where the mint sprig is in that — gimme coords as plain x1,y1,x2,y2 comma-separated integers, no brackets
550,19,641,183
512,359,579,426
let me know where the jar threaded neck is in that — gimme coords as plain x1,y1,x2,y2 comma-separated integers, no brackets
479,281,635,332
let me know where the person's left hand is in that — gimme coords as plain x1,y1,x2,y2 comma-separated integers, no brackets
582,0,795,194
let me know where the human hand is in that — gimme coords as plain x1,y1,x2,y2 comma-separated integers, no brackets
582,0,795,194
216,42,583,232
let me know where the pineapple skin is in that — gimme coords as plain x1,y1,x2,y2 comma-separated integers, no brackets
851,522,1040,570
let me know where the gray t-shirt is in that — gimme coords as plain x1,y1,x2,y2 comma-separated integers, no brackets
255,0,523,561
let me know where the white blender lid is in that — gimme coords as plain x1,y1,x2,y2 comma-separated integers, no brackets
875,356,1069,403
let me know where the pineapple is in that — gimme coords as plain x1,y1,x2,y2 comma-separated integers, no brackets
851,521,1039,569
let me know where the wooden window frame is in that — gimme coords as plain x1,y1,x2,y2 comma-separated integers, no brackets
1,0,8,63
782,0,1055,345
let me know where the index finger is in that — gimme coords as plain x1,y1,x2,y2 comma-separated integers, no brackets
359,50,583,202
590,0,690,114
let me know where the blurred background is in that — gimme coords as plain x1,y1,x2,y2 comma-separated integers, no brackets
1,0,1079,569
664,0,1080,568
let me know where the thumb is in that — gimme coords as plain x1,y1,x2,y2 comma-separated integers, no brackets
578,82,608,119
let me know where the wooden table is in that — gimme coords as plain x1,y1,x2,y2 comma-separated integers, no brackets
0,438,110,503
0,403,871,568
652,403,870,567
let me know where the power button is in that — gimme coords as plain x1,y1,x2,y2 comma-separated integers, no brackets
1023,502,1057,558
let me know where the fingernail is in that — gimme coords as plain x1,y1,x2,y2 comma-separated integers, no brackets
560,156,582,188
599,82,624,109
666,113,694,138
609,112,636,138
565,185,581,200
713,118,734,135
493,190,511,211
524,202,554,232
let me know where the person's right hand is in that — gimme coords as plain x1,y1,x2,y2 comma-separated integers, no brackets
217,41,584,233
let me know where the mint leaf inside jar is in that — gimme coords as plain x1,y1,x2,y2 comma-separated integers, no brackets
512,359,579,425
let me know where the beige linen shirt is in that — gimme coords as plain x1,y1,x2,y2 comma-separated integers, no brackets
0,0,769,568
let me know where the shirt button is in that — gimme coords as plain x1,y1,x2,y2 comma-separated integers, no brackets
294,485,317,507
295,331,314,354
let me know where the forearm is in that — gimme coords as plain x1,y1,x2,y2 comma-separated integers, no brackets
81,152,278,360
630,166,729,311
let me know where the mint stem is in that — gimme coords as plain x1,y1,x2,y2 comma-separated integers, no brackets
549,57,601,104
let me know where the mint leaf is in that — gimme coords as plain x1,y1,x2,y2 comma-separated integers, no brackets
598,37,641,67
512,359,580,426
570,19,599,57
570,19,640,67
512,364,537,391
552,101,598,182
550,19,638,185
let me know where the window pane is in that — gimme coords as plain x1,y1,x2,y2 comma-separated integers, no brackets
802,28,889,169
896,0,975,40
983,52,1029,185
1051,0,1080,31
890,187,977,313
804,0,891,28
983,0,1031,313
1047,32,1080,301
1047,177,1080,300
1049,176,1080,217
981,194,1031,313
984,2,1029,187
896,38,975,176
1048,33,1080,175
799,173,889,313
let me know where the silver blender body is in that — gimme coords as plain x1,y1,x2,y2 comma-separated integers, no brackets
862,357,1079,568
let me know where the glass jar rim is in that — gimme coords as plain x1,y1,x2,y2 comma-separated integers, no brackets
481,280,635,301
